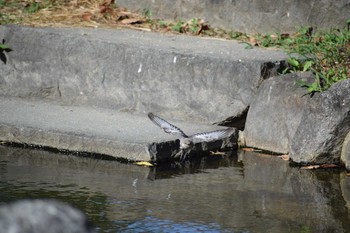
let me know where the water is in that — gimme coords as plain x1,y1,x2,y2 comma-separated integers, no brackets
1,145,350,232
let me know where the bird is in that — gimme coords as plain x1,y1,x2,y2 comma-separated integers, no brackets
148,112,235,161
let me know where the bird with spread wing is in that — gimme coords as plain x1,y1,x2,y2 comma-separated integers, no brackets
148,112,235,161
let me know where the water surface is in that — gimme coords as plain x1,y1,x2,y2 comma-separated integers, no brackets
1,145,350,232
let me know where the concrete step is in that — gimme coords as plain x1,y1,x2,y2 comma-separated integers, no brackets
0,97,237,162
0,25,284,160
117,0,348,34
0,25,287,124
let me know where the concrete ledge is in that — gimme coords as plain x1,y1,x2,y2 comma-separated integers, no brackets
148,133,237,162
0,97,236,162
0,25,287,124
118,0,350,34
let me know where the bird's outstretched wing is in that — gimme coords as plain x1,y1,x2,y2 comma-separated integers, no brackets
191,128,235,142
148,112,188,138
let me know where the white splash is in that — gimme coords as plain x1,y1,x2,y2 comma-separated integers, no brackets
138,64,142,73
132,178,138,187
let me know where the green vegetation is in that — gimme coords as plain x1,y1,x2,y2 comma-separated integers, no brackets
148,18,350,93
0,40,12,64
0,0,19,24
167,18,209,35
170,19,184,33
246,27,350,93
141,8,152,23
0,0,56,24
0,42,10,50
24,1,44,14
300,225,311,233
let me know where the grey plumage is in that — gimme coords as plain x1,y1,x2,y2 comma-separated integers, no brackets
191,128,236,142
148,112,234,161
148,112,188,138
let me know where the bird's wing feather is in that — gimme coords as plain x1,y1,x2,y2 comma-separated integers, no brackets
191,128,235,142
148,112,188,138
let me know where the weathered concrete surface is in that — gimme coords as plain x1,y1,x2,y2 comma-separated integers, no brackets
117,0,350,34
0,97,236,162
290,79,350,164
0,25,287,124
243,73,313,154
0,200,95,233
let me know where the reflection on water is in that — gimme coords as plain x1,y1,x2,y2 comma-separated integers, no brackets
1,145,350,232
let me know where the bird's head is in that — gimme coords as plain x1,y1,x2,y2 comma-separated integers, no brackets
179,138,194,150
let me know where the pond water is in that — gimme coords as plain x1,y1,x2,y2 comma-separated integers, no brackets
1,145,350,233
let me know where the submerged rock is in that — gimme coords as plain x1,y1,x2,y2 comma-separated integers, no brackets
0,199,95,233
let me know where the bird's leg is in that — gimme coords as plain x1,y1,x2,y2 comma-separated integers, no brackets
172,150,183,160
172,149,190,162
179,150,190,162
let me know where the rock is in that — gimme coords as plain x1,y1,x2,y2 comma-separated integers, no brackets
243,72,313,154
290,79,350,164
341,131,350,170
340,172,350,208
0,199,95,233
243,73,350,165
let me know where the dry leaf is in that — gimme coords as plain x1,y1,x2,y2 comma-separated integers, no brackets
241,147,262,152
280,33,290,39
256,153,273,158
320,164,339,168
210,151,226,156
300,165,320,170
118,11,139,18
82,12,92,21
135,161,154,167
278,154,290,161
248,37,258,46
121,18,144,25
301,164,339,170
99,5,108,14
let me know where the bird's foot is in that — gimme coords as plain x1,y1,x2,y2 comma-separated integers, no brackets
172,150,189,163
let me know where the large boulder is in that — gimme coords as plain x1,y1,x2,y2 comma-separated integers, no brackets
243,72,312,154
290,79,350,164
243,72,350,165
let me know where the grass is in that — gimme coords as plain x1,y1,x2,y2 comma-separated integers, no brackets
0,0,348,93
250,27,350,93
